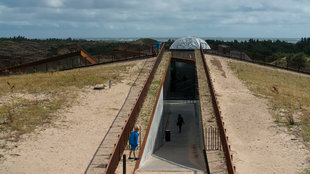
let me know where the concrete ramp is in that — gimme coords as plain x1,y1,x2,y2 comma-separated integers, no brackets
138,101,206,172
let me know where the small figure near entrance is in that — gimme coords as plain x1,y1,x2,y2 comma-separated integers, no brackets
176,114,185,133
129,127,139,160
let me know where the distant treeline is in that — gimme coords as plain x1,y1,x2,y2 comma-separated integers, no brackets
206,38,310,62
0,36,156,56
205,38,310,72
0,36,87,42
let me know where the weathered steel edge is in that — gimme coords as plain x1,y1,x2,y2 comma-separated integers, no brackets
133,52,172,171
199,46,236,174
104,43,166,174
83,52,151,174
194,50,210,173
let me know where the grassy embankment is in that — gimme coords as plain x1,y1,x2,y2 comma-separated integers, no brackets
229,61,310,173
137,52,170,131
0,63,133,144
194,50,216,126
115,52,169,173
229,62,310,142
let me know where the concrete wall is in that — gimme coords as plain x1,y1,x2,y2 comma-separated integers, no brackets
163,63,171,99
140,88,164,166
194,102,205,149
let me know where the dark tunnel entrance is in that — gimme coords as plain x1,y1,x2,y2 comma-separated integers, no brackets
164,59,198,100
138,51,207,172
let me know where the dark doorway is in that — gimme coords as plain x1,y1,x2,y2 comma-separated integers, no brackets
164,60,198,100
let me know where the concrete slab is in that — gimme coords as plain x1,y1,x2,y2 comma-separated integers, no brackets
138,102,206,172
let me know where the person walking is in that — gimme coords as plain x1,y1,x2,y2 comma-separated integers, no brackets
176,114,185,133
128,127,139,160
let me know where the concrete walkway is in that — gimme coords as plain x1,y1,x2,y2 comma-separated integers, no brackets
138,102,206,173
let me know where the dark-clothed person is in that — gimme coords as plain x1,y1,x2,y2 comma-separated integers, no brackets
176,114,185,133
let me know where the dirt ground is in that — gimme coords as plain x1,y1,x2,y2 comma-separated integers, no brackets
0,60,145,174
205,54,310,174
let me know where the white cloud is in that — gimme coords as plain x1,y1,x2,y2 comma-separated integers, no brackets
1,0,310,38
46,0,64,7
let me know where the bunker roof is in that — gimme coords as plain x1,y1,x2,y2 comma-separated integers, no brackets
170,36,211,50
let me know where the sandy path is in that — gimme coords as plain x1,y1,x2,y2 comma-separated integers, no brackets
0,60,145,174
205,55,309,174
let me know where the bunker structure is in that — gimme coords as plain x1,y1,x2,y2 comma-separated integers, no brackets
135,36,214,173
0,48,97,75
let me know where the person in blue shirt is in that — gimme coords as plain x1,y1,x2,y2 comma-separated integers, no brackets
128,126,139,160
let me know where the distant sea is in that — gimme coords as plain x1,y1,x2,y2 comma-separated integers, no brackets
83,37,300,43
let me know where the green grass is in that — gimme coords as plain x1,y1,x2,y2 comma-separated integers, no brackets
148,80,162,96
0,63,133,140
0,64,128,96
137,52,170,130
229,61,310,142
299,157,310,174
300,169,310,174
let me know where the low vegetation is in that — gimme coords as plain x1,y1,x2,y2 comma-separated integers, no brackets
207,38,310,73
0,36,157,70
0,63,131,141
229,61,310,143
195,50,216,126
136,52,170,134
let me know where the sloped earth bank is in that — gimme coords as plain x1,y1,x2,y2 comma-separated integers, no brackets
115,52,171,174
0,59,148,174
205,54,309,174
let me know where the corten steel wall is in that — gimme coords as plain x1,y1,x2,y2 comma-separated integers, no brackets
0,48,155,76
194,52,210,172
0,51,95,75
134,53,172,171
200,46,236,174
104,43,165,174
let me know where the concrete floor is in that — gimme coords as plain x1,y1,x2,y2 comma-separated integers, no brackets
138,102,206,172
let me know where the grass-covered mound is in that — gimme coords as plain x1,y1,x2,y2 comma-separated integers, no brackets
229,61,310,144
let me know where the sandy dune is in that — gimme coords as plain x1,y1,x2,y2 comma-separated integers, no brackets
0,60,145,174
206,54,309,174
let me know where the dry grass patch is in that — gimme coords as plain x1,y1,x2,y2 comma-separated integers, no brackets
137,52,170,132
229,61,310,143
0,63,134,141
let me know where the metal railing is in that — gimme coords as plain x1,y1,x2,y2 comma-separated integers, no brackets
104,43,165,174
200,46,236,174
205,126,222,151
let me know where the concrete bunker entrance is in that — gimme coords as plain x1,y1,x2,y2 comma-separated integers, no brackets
165,60,198,100
138,52,207,172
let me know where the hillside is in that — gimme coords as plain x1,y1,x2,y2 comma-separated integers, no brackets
0,58,150,173
0,38,158,70
206,54,310,173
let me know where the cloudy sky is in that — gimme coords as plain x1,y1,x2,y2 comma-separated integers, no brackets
0,0,310,38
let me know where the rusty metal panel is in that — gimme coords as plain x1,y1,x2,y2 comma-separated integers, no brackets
80,50,97,64
199,45,236,174
104,43,166,174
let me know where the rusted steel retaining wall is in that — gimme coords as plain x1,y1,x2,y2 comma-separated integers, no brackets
200,46,236,174
104,43,165,174
134,53,172,171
